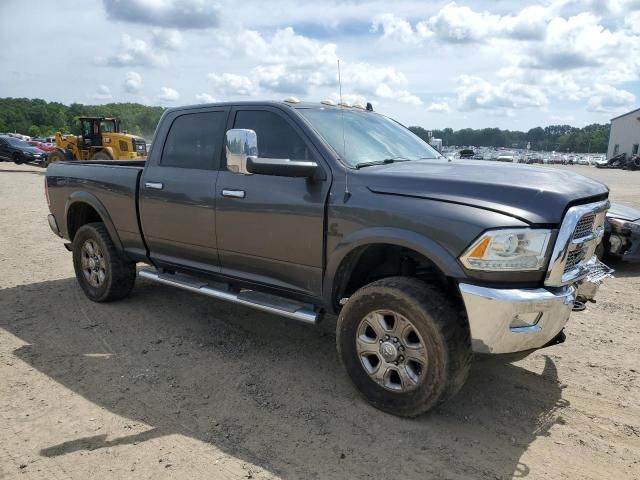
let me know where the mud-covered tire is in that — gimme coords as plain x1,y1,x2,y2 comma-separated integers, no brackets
72,222,136,302
337,276,472,417
90,150,113,160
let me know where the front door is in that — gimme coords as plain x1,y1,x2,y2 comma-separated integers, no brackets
139,108,229,274
215,107,331,297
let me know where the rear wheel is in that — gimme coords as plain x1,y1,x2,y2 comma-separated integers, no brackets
72,222,136,302
337,277,472,417
12,152,23,165
91,150,112,160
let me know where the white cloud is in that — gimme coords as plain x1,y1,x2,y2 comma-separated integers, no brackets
159,86,180,102
371,13,428,45
103,34,168,67
123,71,143,93
372,3,550,45
207,73,256,96
456,75,548,111
426,102,451,113
151,29,183,50
586,84,636,112
91,84,113,101
211,27,422,105
519,12,626,70
103,0,220,29
195,93,216,103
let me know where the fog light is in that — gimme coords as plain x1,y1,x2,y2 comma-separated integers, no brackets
510,312,542,328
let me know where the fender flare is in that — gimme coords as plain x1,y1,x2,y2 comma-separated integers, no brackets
64,191,127,257
323,227,466,313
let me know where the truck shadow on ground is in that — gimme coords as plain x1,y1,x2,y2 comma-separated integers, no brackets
1,277,569,479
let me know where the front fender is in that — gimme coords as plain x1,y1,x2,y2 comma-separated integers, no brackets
323,227,466,312
64,191,126,256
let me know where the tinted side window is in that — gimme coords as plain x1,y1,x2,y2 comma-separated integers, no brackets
161,111,226,169
233,110,315,161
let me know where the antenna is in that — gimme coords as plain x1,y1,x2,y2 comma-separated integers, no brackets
338,59,351,202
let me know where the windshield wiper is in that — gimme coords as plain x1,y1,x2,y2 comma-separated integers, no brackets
354,158,410,169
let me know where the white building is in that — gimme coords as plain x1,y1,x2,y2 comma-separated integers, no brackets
608,108,640,159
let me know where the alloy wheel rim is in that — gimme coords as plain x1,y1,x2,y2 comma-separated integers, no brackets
81,239,106,288
355,310,428,392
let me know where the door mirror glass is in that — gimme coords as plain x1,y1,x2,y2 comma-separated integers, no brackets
225,129,258,174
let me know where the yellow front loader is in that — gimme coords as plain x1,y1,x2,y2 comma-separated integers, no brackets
47,116,147,165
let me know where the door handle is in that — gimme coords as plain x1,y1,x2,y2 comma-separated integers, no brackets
144,182,164,190
222,189,246,199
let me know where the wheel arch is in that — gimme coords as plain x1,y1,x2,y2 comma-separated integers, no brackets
64,192,127,257
324,227,466,314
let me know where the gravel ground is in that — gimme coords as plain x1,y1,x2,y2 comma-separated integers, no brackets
0,161,638,479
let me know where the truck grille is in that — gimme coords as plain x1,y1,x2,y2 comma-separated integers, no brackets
573,213,595,240
564,248,586,272
545,200,609,286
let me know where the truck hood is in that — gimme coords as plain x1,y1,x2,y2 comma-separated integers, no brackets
363,160,609,224
607,203,640,222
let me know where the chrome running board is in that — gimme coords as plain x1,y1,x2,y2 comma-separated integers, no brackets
138,269,319,324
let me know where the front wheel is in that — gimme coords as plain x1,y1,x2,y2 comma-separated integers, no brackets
45,150,68,167
91,150,113,160
337,277,472,417
12,152,23,164
72,222,136,302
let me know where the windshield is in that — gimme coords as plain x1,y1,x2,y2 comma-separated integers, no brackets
101,120,117,133
299,108,442,168
7,137,30,148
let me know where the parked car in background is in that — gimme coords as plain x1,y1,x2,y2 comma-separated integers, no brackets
28,140,57,153
599,203,640,262
0,135,46,164
459,148,474,159
496,151,516,162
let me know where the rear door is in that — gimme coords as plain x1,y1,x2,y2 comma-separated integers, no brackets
215,107,331,297
139,107,229,273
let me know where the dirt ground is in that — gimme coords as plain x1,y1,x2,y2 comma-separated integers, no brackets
0,161,638,480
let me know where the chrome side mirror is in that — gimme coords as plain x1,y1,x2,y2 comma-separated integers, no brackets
225,129,258,174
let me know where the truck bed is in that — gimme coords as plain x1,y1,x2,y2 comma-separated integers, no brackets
46,161,147,260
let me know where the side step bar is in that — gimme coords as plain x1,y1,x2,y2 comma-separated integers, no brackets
138,270,320,324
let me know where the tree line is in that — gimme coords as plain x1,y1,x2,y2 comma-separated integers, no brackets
0,97,610,152
409,123,610,153
0,98,164,140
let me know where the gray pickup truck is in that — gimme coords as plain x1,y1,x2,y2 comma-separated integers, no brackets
46,100,612,416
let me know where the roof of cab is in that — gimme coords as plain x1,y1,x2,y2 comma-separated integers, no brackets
163,100,370,114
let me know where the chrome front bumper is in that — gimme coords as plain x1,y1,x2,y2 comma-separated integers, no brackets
459,283,575,354
460,258,613,354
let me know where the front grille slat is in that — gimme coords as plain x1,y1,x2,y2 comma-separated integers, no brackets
563,211,600,275
573,213,595,240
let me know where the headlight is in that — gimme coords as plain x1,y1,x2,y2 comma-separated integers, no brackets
459,228,551,271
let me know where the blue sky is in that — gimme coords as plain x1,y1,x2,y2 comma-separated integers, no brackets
1,0,639,130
